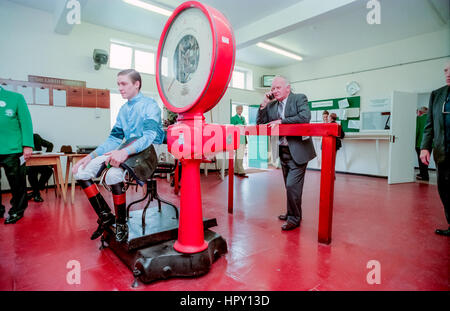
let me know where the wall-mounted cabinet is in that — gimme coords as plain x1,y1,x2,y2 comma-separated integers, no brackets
0,78,110,109
82,88,97,108
67,86,82,107
96,89,110,108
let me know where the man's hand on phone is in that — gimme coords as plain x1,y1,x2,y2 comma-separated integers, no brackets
260,92,274,110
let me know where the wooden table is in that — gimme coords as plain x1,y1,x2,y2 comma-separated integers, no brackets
64,154,87,204
26,153,66,202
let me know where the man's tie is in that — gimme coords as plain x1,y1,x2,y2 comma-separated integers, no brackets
277,101,288,146
277,101,284,119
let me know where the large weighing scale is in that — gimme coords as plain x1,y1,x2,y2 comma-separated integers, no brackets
102,1,238,286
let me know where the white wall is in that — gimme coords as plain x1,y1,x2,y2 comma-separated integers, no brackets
279,28,450,100
2,0,448,189
0,0,268,189
276,28,450,175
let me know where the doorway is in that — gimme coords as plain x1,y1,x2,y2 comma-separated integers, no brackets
388,91,418,184
230,102,268,169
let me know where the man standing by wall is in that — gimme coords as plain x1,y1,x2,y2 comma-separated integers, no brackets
257,76,316,231
0,86,34,224
230,105,248,178
415,107,429,181
420,61,450,237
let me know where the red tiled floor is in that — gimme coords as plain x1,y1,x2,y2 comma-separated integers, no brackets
0,169,448,291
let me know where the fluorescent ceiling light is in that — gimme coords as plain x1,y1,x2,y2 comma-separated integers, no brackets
123,0,172,17
256,42,303,61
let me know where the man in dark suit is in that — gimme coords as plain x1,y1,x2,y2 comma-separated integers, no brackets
26,133,54,202
257,76,316,230
420,61,450,237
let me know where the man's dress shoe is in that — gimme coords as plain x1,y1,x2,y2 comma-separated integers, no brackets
281,222,299,231
27,192,44,202
435,228,450,236
416,174,429,181
33,194,44,203
4,213,24,224
278,214,287,221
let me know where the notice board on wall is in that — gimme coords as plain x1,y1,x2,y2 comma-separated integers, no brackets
308,96,361,132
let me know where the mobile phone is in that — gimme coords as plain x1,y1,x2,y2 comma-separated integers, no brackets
267,93,274,100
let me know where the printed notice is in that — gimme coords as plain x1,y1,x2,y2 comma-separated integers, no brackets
311,100,333,109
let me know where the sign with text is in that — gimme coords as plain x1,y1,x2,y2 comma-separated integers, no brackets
28,75,86,87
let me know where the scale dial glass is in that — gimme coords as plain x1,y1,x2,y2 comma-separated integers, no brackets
159,7,213,109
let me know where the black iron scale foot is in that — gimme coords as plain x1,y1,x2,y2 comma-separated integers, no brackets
104,228,227,286
100,205,227,286
132,229,227,284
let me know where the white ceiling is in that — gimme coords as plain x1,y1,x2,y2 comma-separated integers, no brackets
6,0,450,69
261,0,450,67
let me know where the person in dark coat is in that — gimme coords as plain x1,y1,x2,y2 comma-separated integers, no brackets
26,133,54,202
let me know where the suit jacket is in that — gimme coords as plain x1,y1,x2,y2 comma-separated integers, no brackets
256,92,316,165
421,85,449,164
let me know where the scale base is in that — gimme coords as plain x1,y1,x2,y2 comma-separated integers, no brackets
101,208,227,286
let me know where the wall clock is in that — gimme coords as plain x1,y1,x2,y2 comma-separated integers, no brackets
346,81,360,96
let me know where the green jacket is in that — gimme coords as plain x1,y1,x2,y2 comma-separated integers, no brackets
0,87,34,154
415,113,427,149
230,114,247,144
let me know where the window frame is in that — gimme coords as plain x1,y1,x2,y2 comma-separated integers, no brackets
109,41,161,76
228,66,253,91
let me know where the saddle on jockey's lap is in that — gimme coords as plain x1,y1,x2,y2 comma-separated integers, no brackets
96,137,158,186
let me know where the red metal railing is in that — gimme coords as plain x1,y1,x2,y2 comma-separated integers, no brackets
228,123,340,244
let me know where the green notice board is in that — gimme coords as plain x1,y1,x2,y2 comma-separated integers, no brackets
308,96,360,132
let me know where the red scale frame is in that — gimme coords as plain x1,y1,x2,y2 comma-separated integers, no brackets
156,1,236,253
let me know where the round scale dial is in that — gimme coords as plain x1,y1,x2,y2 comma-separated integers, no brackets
159,8,212,109
156,1,235,115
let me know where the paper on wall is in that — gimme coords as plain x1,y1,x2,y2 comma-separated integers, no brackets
345,107,360,118
348,120,361,129
53,89,67,107
329,109,339,116
316,110,324,122
338,98,350,109
311,100,333,109
35,87,50,105
310,110,317,122
17,85,33,104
